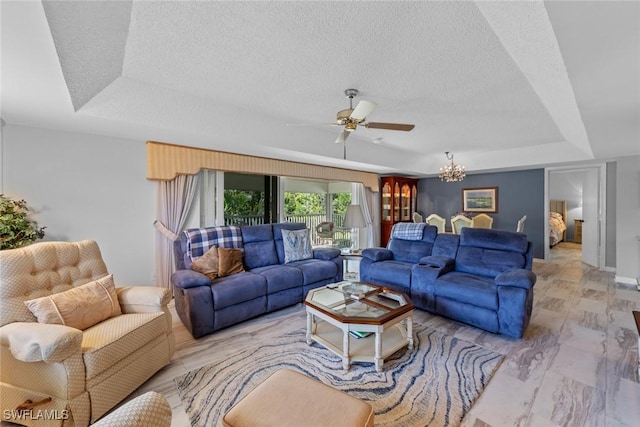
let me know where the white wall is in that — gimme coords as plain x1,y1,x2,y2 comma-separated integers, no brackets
615,155,640,284
2,125,156,285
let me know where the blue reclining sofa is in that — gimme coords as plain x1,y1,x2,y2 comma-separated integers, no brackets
361,224,535,338
172,222,342,338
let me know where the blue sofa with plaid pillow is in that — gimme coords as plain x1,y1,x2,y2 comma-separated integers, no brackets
361,225,536,338
171,222,342,338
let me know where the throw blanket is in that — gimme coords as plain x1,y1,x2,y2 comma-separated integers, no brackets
184,226,243,260
391,222,425,240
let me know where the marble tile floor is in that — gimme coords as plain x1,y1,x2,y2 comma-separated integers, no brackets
56,243,640,426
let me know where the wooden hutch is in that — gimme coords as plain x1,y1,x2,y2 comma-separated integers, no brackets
380,176,419,247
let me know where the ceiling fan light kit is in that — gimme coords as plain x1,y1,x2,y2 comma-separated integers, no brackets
330,89,415,144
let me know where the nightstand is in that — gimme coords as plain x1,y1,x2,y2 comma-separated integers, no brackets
574,219,583,243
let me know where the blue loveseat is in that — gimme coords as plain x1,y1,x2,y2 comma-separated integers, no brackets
171,222,342,338
361,225,536,338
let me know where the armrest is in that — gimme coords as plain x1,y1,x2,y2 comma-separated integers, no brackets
117,286,172,313
495,269,537,290
0,322,82,363
418,255,455,268
171,269,212,289
313,247,341,260
361,247,393,262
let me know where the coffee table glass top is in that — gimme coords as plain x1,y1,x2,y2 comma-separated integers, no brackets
305,282,412,323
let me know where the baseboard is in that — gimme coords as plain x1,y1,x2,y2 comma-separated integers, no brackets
615,275,640,291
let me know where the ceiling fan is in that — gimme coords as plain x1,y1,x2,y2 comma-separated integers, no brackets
332,88,415,144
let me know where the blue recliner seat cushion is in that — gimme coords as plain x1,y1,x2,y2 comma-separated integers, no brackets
387,225,438,263
241,224,280,269
211,272,267,309
460,228,529,253
362,260,412,292
249,264,303,293
286,259,338,285
435,272,498,310
456,228,529,277
456,247,527,278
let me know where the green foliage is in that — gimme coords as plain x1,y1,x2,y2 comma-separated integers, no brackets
223,189,352,218
0,194,46,250
332,193,351,213
223,190,265,216
283,193,326,215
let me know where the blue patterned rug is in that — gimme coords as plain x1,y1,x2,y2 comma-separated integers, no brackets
175,324,503,426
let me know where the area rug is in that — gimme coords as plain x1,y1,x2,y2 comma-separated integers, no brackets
175,324,503,427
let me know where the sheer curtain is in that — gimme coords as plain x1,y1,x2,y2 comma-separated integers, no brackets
154,174,199,288
353,183,379,248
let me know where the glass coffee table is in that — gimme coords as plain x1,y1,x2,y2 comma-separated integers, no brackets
304,282,414,372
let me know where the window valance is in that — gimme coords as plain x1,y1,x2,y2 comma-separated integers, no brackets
146,141,379,192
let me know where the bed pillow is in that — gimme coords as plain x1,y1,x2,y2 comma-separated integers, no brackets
218,247,245,277
281,228,313,263
191,245,219,280
24,274,121,330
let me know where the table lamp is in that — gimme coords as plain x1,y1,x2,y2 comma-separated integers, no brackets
343,204,366,252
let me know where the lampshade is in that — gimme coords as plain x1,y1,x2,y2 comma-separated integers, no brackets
343,204,366,229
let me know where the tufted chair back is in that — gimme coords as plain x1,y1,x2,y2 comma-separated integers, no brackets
0,240,109,327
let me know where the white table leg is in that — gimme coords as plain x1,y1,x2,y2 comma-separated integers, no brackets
407,316,414,350
306,312,313,345
342,329,350,369
374,331,382,372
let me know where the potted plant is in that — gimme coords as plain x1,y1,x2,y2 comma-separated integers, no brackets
0,194,46,250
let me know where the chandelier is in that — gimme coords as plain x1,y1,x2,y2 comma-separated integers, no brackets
439,152,466,182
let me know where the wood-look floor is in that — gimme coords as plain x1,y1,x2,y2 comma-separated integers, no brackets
78,244,640,426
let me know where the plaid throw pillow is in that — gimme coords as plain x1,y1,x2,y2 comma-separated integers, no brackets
391,223,425,241
184,226,243,260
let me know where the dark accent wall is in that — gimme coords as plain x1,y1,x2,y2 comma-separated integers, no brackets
418,169,545,258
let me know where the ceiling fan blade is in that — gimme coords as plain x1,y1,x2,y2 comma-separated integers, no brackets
285,123,339,127
350,100,377,121
364,122,415,131
335,130,350,143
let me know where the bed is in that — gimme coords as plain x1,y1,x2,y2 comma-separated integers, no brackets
549,200,568,247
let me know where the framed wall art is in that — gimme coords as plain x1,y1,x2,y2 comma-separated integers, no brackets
462,187,498,213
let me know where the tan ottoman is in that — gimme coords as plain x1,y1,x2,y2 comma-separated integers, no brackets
222,369,374,427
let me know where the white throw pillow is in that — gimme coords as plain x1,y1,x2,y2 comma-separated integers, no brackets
281,228,313,263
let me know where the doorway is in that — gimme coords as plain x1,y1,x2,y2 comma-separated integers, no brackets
545,164,607,268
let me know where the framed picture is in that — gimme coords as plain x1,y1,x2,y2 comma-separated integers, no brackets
462,187,498,213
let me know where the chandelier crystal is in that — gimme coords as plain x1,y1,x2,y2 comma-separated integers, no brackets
439,152,466,182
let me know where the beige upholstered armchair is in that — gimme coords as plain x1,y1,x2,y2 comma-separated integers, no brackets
92,391,171,427
0,241,175,427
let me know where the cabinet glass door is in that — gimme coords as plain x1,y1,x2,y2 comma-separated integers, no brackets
382,182,392,222
401,184,411,221
393,183,400,221
411,185,417,217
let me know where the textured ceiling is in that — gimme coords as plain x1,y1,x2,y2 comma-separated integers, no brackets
2,0,639,177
